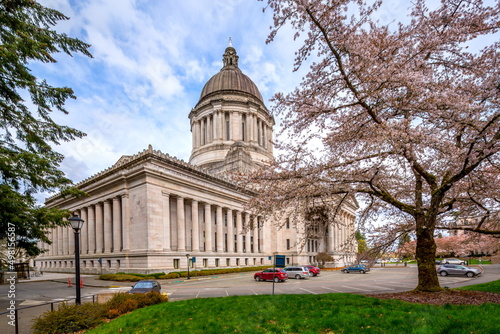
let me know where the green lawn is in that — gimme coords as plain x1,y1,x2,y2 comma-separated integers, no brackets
89,281,500,334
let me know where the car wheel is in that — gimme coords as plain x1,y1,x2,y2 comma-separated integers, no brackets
295,274,301,279
359,269,365,274
343,270,349,273
466,272,475,278
255,276,262,282
439,271,448,276
274,277,280,283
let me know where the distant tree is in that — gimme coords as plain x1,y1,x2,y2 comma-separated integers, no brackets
0,0,92,256
355,230,367,254
316,252,334,267
250,0,500,291
402,234,499,258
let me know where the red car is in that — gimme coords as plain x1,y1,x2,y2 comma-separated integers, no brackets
303,265,320,276
254,268,288,282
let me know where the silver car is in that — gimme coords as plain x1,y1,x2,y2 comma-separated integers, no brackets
437,264,481,277
283,266,311,279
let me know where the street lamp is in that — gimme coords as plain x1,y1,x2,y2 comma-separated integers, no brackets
69,213,84,305
186,254,190,280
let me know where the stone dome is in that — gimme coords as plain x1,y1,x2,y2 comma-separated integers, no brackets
198,45,264,104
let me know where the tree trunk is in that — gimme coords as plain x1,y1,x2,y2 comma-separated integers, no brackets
414,216,442,292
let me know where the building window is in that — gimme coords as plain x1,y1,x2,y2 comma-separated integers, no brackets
226,258,230,266
234,235,237,251
203,258,208,268
225,233,228,252
225,113,230,140
224,213,227,226
286,217,290,229
243,236,246,252
286,239,290,250
215,259,219,267
236,258,240,266
174,259,179,269
245,258,248,265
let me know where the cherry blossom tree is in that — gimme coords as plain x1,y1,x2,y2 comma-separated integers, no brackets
251,0,500,291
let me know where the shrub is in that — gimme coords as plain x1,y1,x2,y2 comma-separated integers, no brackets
105,292,168,319
32,292,168,333
32,302,107,334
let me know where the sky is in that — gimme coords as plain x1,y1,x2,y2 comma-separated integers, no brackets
33,0,416,200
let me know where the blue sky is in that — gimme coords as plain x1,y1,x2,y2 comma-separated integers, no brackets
36,0,306,185
34,0,418,199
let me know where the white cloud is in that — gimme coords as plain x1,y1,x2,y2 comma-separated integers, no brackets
32,0,305,189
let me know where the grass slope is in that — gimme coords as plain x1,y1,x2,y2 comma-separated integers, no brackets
89,292,499,334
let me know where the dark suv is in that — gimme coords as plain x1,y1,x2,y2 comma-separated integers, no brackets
254,268,288,282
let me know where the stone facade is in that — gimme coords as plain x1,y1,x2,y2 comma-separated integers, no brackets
35,44,358,274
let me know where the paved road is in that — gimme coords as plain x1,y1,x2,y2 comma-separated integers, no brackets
1,265,498,333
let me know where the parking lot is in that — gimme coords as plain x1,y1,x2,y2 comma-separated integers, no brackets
164,265,498,301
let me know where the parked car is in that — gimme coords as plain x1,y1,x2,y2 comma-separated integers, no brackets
341,264,370,274
254,268,288,282
440,258,466,265
129,280,161,294
284,266,311,279
437,264,481,277
302,265,320,276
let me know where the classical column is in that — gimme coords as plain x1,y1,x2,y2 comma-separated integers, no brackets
328,221,334,253
253,217,260,253
103,200,112,253
191,121,195,149
62,224,68,255
204,203,212,252
236,211,243,253
192,200,200,252
216,206,223,252
227,209,233,253
112,197,122,252
214,111,221,141
57,226,63,255
121,194,130,252
80,207,88,254
245,213,251,253
177,196,186,252
162,191,171,251
67,217,73,255
87,205,96,253
95,202,104,253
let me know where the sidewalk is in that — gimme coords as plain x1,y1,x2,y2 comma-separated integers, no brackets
18,273,120,288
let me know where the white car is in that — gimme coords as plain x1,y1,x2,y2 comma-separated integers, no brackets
440,258,466,265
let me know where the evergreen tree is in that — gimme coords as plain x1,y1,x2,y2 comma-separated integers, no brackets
0,0,92,256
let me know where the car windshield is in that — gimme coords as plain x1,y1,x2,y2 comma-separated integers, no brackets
134,281,153,288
